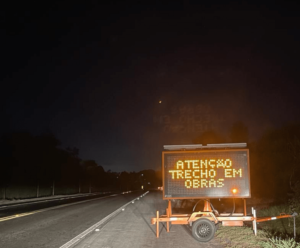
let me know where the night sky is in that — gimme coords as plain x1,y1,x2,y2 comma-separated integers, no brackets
1,1,300,172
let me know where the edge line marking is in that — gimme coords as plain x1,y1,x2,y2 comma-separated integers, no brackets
59,191,149,248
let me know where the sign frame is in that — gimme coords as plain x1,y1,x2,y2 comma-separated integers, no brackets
162,148,251,200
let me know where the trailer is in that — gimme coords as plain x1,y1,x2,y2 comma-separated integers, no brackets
151,143,298,242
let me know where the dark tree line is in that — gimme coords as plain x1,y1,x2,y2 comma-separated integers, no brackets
3,121,299,202
0,132,161,199
193,121,300,201
250,123,300,200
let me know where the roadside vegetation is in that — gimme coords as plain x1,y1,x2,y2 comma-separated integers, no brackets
258,204,300,238
0,132,161,200
215,226,268,247
216,225,300,247
215,199,300,247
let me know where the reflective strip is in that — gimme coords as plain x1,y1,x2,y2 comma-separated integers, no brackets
271,217,277,220
170,217,178,221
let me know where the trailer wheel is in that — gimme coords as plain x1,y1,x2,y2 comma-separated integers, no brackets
192,219,215,242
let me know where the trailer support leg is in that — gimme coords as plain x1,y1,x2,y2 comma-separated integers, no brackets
252,207,257,236
243,199,247,216
294,216,296,239
166,200,171,232
156,210,159,238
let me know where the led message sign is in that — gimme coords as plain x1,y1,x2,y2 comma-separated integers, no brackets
163,149,250,199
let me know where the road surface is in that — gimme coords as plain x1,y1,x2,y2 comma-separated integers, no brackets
0,190,224,248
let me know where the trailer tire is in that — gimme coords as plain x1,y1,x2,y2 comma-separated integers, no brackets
192,218,215,242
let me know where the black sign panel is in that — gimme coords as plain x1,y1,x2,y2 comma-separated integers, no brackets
163,149,250,199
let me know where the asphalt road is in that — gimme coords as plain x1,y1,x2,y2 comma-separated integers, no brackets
0,193,117,218
0,191,225,248
0,191,144,248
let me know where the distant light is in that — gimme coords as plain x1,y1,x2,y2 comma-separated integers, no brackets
141,185,144,189
148,182,150,184
232,188,238,194
159,100,162,103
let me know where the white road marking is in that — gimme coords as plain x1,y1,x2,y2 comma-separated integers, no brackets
0,194,118,222
59,191,149,248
